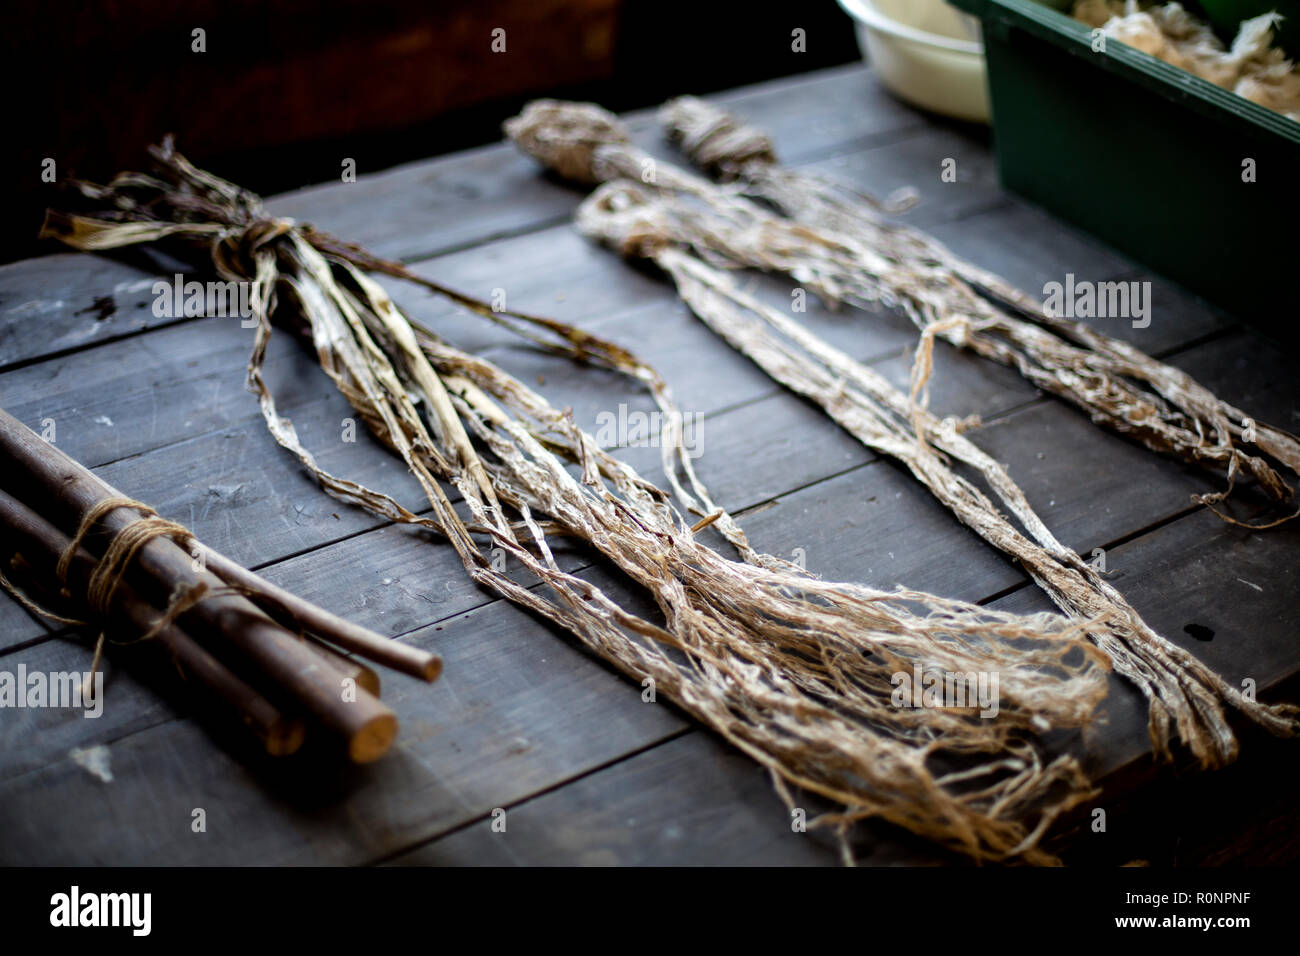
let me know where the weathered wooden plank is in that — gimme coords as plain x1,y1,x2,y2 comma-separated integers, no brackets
0,317,330,470
0,254,176,370
691,62,930,162
994,506,1300,778
804,125,1004,229
928,203,1233,353
716,334,1260,599
389,732,850,866
391,223,683,342
89,397,428,569
0,635,179,782
390,726,958,867
737,462,1024,601
1174,328,1300,428
265,140,582,265
0,598,51,653
255,519,588,643
969,402,1207,555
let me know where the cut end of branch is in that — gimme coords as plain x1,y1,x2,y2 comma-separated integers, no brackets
264,718,308,757
349,714,399,764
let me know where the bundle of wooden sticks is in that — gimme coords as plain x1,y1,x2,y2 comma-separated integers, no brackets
0,407,440,762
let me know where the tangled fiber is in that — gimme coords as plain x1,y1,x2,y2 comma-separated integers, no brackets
40,139,1118,863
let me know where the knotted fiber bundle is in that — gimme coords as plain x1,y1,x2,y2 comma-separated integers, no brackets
504,99,1300,769
42,140,1112,863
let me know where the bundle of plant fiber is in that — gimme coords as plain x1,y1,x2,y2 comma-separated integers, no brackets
40,139,1112,864
505,99,1300,770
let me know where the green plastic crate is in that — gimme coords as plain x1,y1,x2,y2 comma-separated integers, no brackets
950,0,1300,342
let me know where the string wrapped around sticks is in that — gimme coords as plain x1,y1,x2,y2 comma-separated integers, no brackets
58,498,200,619
0,481,308,755
658,95,1300,523
41,139,1117,863
503,99,1300,769
0,408,445,759
5,495,212,692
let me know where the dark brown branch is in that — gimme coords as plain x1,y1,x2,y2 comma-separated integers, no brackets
0,487,305,756
0,407,397,764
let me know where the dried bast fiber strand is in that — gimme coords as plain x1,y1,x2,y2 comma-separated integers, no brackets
658,95,1300,524
43,141,1112,864
503,101,1300,767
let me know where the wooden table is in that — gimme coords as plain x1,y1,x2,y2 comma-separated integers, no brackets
2,64,1297,866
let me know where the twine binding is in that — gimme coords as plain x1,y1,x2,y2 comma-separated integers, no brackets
1,495,229,695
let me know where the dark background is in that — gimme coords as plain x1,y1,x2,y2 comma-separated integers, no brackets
3,0,860,263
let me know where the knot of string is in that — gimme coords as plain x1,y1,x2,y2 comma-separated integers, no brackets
58,497,194,618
